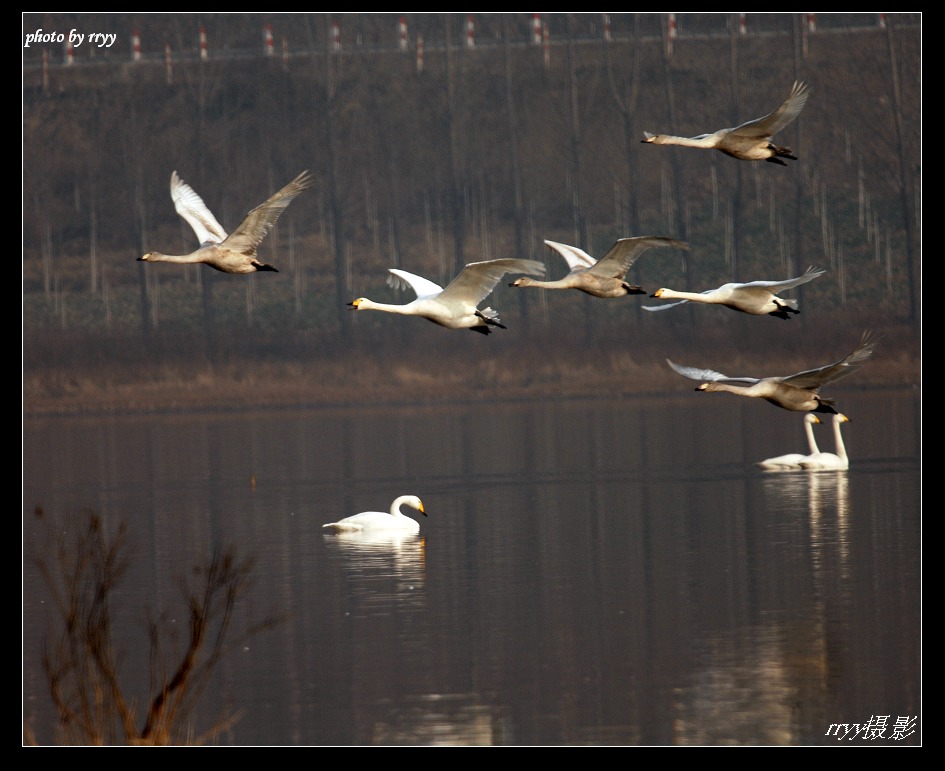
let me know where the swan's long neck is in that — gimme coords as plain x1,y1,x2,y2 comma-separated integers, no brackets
357,299,416,316
657,288,716,303
649,134,719,149
142,251,202,264
804,419,821,455
832,417,848,460
514,277,574,290
390,495,413,516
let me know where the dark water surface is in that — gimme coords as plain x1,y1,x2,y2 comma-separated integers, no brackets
23,388,921,745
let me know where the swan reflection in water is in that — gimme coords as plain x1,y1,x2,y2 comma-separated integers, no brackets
672,471,853,744
322,530,427,615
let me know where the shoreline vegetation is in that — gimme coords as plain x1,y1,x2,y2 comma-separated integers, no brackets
23,317,920,419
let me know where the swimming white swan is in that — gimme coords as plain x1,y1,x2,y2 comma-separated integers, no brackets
348,258,545,334
643,266,826,319
322,495,427,534
641,81,810,165
509,236,689,299
667,331,876,414
139,170,313,274
757,414,822,470
799,414,851,470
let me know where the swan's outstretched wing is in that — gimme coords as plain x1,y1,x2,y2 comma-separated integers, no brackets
781,331,877,389
439,259,546,305
589,236,689,279
222,171,313,254
666,359,760,386
729,81,810,139
170,171,229,245
544,240,597,272
387,269,444,299
735,266,826,291
642,298,690,311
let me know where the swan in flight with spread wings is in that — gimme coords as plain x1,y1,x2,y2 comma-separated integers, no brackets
641,81,810,165
509,236,689,299
139,170,312,273
667,331,876,414
757,414,822,470
348,258,545,334
799,414,852,470
322,495,427,534
644,266,825,319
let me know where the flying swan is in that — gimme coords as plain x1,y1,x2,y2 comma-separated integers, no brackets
641,81,810,165
643,266,826,319
139,170,313,274
757,414,822,470
799,413,852,470
322,495,427,534
348,258,545,334
666,331,876,414
509,236,689,299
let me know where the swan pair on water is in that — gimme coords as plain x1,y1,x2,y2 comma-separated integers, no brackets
758,413,852,471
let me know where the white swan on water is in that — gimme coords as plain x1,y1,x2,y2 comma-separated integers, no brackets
139,170,312,274
799,414,852,471
322,495,427,534
757,414,822,470
641,81,810,165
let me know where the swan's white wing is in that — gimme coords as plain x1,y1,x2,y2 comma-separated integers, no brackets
729,81,810,139
781,331,877,389
170,171,228,245
387,268,444,299
642,299,689,311
589,236,689,278
666,359,759,385
221,171,313,254
544,240,597,272
438,259,545,305
735,266,826,291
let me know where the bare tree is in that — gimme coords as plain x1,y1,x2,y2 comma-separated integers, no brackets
27,506,278,745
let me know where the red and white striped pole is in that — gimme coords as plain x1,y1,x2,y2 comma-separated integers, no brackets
199,26,208,60
666,13,677,56
878,13,887,28
739,13,747,35
806,13,816,33
264,23,274,56
331,19,340,52
399,16,408,51
165,43,173,85
532,13,542,45
64,38,74,66
603,14,612,42
466,15,475,49
132,29,141,61
416,33,424,74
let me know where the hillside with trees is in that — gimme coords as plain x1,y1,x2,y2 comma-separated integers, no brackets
22,13,921,415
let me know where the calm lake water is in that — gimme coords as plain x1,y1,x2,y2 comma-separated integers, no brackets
22,388,922,746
